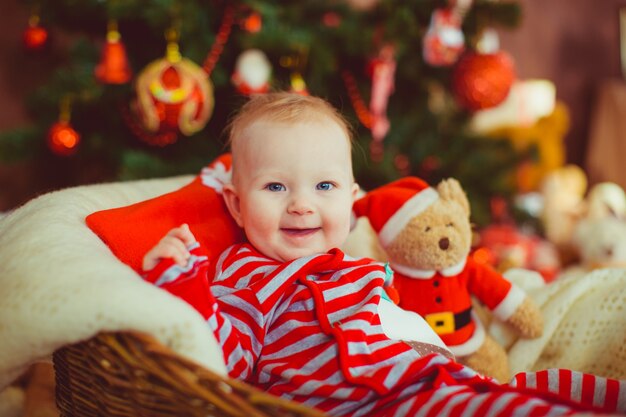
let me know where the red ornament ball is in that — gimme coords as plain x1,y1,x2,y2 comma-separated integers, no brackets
451,51,516,111
47,121,80,156
240,11,262,33
23,24,49,51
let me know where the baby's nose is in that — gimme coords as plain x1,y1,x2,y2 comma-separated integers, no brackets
288,195,314,215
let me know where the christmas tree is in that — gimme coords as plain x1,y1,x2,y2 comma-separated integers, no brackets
1,0,524,225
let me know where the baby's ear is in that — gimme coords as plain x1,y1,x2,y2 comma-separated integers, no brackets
351,183,360,200
222,184,244,227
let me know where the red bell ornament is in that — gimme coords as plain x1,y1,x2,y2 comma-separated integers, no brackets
95,20,132,84
134,30,214,138
23,14,48,51
451,50,516,111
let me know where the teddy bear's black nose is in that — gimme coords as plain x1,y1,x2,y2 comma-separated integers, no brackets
439,237,450,250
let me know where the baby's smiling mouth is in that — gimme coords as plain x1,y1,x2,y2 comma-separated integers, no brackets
281,227,321,237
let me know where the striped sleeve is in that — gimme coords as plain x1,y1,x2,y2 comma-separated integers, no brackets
142,241,215,318
144,244,269,379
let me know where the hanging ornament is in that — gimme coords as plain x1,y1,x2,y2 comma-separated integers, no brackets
133,28,214,143
22,11,48,51
47,96,80,156
280,49,309,96
240,10,262,33
231,49,272,95
289,73,309,96
122,7,232,146
369,44,396,142
95,20,132,84
322,12,341,28
451,50,516,111
422,8,465,67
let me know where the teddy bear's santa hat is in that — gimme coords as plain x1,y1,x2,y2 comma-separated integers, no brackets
353,177,439,248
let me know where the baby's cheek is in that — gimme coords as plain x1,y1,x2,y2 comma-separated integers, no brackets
251,216,276,239
329,215,352,246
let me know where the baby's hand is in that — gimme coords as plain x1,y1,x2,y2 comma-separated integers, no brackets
142,224,196,272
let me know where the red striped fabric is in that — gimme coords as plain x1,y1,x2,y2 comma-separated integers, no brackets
145,243,625,417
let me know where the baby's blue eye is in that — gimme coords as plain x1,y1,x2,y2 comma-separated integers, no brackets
316,182,334,191
266,183,285,192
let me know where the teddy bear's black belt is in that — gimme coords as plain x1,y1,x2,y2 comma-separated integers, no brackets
425,307,472,335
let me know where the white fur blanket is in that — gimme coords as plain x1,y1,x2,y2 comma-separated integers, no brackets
0,176,227,391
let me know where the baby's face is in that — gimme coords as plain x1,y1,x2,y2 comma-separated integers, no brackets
224,118,358,262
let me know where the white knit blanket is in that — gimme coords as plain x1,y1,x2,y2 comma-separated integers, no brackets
0,176,227,391
492,268,626,379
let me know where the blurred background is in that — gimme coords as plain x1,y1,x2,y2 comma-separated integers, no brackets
1,0,626,278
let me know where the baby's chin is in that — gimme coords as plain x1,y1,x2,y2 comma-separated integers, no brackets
251,233,350,262
262,244,334,263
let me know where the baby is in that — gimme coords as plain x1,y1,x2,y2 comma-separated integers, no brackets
143,92,625,417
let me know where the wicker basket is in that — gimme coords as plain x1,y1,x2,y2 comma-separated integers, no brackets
53,331,326,417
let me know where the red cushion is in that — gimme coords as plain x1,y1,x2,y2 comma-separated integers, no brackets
86,154,244,272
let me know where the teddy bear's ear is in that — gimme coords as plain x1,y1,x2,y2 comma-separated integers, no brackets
585,182,626,221
437,178,470,216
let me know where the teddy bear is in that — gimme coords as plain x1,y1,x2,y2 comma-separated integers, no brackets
555,181,626,280
539,164,588,266
572,216,626,271
352,176,544,382
563,182,626,276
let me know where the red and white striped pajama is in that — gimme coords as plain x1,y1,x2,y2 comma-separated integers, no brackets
145,243,625,417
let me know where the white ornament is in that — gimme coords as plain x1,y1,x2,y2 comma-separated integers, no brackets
233,49,272,92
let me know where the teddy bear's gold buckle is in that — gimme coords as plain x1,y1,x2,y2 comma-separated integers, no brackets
425,312,455,335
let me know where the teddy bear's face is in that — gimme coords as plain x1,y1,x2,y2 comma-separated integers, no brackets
386,200,472,271
574,217,626,268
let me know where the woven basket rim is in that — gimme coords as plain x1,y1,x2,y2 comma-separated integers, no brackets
54,330,327,417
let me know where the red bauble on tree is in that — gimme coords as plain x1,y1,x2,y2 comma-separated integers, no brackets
48,121,80,156
23,14,48,51
451,50,516,111
239,10,262,33
47,96,80,156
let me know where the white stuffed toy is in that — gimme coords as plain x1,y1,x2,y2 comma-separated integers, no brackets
560,181,626,277
572,216,626,270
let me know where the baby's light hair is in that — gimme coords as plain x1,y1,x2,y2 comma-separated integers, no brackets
227,92,353,150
